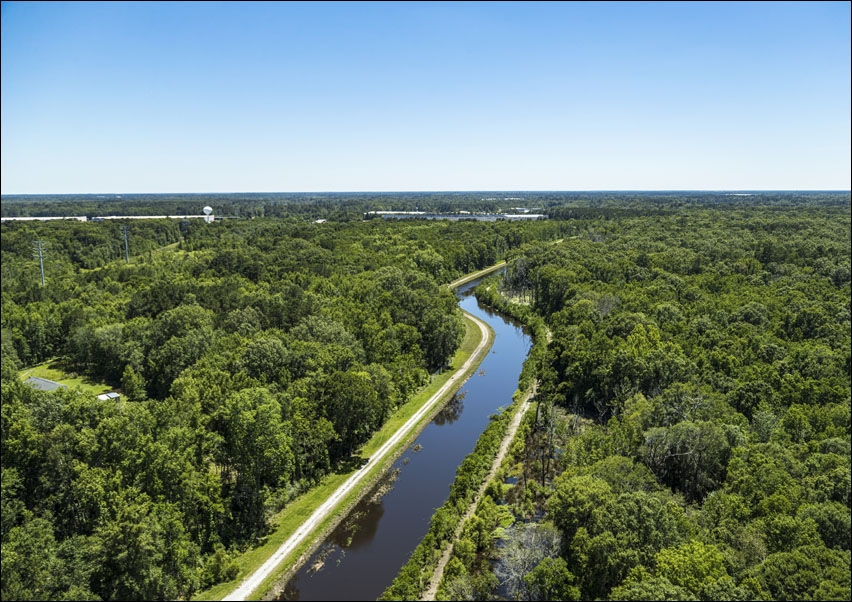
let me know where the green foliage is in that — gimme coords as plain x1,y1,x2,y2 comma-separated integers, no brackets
654,540,729,597
4,212,567,599
3,195,849,599
608,567,698,601
747,545,851,601
523,556,580,601
120,364,146,401
465,199,851,602
547,474,614,541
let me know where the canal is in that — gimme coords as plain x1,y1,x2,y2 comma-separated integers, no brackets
276,276,531,601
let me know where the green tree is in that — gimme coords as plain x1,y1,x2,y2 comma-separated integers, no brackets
238,334,290,385
215,387,293,541
523,556,580,601
547,474,614,541
654,540,729,598
748,545,851,601
89,492,200,601
120,364,147,401
608,567,698,601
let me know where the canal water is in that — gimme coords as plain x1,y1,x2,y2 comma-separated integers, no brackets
276,278,531,601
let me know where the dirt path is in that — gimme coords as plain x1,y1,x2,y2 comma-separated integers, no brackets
421,380,538,601
447,262,507,289
222,312,492,601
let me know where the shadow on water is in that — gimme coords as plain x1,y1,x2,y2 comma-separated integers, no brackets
276,468,400,601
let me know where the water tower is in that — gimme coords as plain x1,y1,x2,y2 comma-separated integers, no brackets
203,206,214,224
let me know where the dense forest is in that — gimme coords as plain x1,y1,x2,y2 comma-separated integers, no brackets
1,193,849,601
2,190,847,221
0,210,563,600
430,202,851,601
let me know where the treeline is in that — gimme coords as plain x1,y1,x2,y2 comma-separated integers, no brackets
1,218,184,273
431,203,851,601
1,218,565,366
4,191,847,222
0,215,562,600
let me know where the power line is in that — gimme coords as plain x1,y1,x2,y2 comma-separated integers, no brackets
32,240,45,286
122,224,129,263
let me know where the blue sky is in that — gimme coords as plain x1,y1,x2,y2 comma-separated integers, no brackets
1,1,849,193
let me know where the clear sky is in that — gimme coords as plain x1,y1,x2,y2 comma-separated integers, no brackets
1,1,850,194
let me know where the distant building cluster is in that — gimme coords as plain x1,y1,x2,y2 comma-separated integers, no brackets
365,211,547,222
1,216,88,222
2,210,215,223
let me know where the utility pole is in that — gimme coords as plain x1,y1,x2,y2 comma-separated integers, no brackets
122,224,130,263
33,240,45,286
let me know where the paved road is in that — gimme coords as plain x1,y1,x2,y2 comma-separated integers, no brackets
223,311,491,601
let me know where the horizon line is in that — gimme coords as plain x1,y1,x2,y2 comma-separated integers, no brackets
3,189,851,197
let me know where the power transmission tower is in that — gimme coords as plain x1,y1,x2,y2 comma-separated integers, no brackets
33,240,45,286
122,224,130,263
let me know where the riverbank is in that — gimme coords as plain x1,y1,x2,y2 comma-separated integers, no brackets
197,305,494,601
421,379,538,601
378,286,549,601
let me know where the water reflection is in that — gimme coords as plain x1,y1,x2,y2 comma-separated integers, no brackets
276,468,400,601
432,390,466,426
